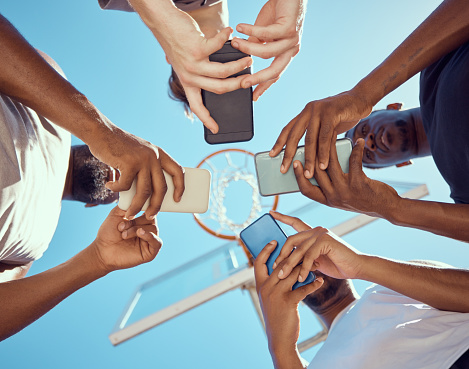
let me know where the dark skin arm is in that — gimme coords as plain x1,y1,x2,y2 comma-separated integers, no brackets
0,14,185,220
293,137,469,243
271,0,469,178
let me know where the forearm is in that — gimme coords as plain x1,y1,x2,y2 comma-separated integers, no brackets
0,14,115,144
128,0,181,33
270,346,306,369
380,197,469,243
358,255,469,313
0,245,107,341
353,0,469,105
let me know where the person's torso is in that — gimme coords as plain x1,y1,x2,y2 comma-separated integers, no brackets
0,94,71,264
308,285,469,369
419,41,469,204
98,0,223,12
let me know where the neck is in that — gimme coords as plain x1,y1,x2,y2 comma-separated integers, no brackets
409,107,431,158
188,1,229,39
315,292,358,329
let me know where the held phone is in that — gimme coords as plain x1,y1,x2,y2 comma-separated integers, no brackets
202,41,254,145
255,138,353,196
118,167,211,214
240,213,315,290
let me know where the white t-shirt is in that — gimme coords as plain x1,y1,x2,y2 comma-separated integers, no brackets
308,284,469,369
0,94,70,264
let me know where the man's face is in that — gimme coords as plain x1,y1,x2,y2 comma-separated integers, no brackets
347,109,418,168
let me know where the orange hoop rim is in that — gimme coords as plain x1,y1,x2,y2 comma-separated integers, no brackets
193,148,279,241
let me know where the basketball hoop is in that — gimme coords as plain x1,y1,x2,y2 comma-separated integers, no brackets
193,148,279,242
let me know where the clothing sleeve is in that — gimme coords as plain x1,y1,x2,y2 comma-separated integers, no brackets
98,0,135,12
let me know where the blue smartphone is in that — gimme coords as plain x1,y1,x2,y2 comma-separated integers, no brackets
239,213,315,290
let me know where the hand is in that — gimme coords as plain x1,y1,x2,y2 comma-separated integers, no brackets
254,241,324,357
293,137,400,218
232,0,307,101
88,125,185,220
270,90,373,178
91,206,162,274
147,8,252,132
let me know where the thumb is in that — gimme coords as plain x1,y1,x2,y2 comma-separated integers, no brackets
206,27,232,55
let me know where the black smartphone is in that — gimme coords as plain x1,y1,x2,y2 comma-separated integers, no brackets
202,41,254,145
240,213,315,290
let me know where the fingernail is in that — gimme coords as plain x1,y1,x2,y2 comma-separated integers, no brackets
253,96,258,102
244,82,252,88
280,164,285,172
316,277,324,284
127,215,135,221
146,214,155,221
118,222,125,231
236,25,243,32
210,128,216,134
122,230,128,239
138,228,145,236
298,275,304,282
319,163,327,170
273,262,277,269
278,269,284,278
305,170,311,178
269,150,274,156
293,162,298,169
232,41,238,48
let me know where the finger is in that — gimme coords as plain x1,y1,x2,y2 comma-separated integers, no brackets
117,214,155,232
299,247,321,283
109,205,127,218
106,168,137,193
136,228,163,259
325,134,344,183
317,119,335,171
241,52,292,89
273,231,312,275
125,170,152,220
303,113,320,179
269,114,299,157
185,87,219,133
252,79,275,102
232,37,294,60
158,149,185,202
205,27,232,55
192,73,248,94
236,23,290,43
122,224,158,240
313,158,334,195
349,138,366,176
197,56,252,79
269,210,311,232
281,112,310,173
253,241,277,289
291,276,324,302
145,163,167,220
293,161,327,204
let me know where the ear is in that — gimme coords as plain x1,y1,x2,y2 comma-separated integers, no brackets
85,203,99,208
386,103,403,110
396,160,413,168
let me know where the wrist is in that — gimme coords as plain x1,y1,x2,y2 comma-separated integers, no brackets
270,345,304,369
381,193,404,224
75,243,112,279
129,0,179,30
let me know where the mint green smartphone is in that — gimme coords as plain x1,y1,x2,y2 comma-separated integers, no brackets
254,138,352,197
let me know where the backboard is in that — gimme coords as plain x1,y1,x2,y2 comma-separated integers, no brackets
109,180,428,347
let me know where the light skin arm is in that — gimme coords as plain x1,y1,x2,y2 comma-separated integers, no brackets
0,14,185,220
270,213,469,313
128,0,252,132
0,207,161,341
271,0,469,177
293,137,469,243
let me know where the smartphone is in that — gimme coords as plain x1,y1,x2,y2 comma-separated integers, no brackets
255,138,353,197
118,167,211,213
239,213,315,290
202,41,254,145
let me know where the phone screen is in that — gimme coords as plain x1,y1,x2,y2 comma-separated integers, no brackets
240,213,315,290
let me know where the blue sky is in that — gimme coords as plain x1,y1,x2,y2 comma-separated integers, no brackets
2,0,468,367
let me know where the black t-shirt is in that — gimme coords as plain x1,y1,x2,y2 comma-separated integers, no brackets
419,41,469,204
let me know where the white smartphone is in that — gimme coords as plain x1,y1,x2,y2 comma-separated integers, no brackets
254,138,352,196
118,167,211,213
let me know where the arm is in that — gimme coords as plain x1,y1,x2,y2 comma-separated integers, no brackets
0,206,161,341
128,0,252,132
271,0,469,177
293,137,469,242
271,216,469,313
253,241,323,369
232,0,307,101
0,14,185,220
